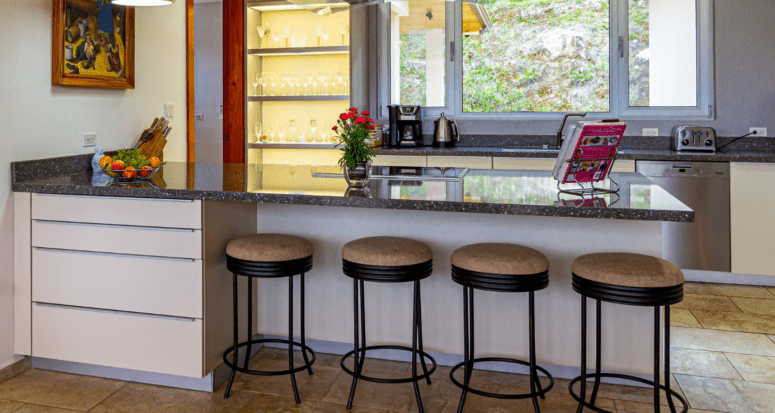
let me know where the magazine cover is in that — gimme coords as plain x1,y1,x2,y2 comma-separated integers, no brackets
556,122,626,184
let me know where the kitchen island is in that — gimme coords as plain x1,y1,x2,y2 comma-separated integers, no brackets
12,158,692,391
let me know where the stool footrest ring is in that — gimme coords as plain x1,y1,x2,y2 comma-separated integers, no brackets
449,357,554,400
223,338,316,376
568,373,688,413
340,345,437,384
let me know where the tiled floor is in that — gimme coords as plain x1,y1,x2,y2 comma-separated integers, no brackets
0,281,772,412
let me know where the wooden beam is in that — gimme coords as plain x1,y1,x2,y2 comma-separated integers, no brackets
186,0,195,164
223,0,246,164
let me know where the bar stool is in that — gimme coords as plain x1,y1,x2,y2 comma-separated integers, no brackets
569,253,689,413
222,234,316,404
340,236,437,413
449,243,555,413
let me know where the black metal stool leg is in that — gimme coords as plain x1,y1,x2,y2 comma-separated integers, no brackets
300,273,313,376
589,299,603,406
575,294,587,413
244,277,253,370
665,306,678,413
411,280,425,413
288,275,300,404
457,286,471,413
224,272,239,399
358,280,367,375
654,305,660,413
528,291,541,413
416,281,431,385
347,279,361,410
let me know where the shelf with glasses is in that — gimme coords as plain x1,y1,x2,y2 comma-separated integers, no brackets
248,46,349,56
248,95,349,102
247,0,350,12
248,143,339,150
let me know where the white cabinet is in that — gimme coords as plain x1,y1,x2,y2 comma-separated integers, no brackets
730,162,775,276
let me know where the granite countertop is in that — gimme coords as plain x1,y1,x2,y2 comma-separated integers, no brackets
11,156,693,222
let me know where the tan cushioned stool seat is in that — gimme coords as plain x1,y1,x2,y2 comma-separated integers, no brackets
572,253,683,289
227,234,313,262
451,243,549,275
343,236,432,267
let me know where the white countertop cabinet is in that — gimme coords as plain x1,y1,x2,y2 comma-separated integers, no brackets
730,162,775,276
14,193,257,378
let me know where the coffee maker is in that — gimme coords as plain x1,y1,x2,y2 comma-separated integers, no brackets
387,105,424,147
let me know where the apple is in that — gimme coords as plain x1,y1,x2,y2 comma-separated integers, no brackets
111,160,125,171
139,165,153,178
122,166,137,179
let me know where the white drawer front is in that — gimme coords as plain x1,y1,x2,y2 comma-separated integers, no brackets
32,221,202,259
493,158,556,171
33,248,202,318
372,155,427,167
610,159,635,173
32,194,201,229
427,156,492,169
33,303,203,378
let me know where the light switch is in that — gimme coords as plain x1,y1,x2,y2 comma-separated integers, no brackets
83,133,96,147
165,103,174,121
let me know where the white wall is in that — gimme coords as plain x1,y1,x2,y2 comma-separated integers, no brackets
0,0,188,369
194,2,223,163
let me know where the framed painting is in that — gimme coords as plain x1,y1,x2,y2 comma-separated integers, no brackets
53,0,135,89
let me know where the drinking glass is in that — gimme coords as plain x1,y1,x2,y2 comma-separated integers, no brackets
259,73,267,96
293,72,301,95
253,123,261,143
280,73,288,95
321,30,330,46
268,73,276,95
278,123,286,142
316,27,323,46
302,74,310,95
316,71,326,95
322,71,331,95
340,24,348,45
288,119,297,142
256,26,266,48
284,28,290,47
272,31,281,47
311,75,319,95
309,119,317,143
252,74,259,96
268,122,276,142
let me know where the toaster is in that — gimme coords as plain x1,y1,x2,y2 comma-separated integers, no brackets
672,126,716,152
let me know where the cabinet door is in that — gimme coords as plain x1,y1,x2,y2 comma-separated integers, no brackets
730,162,775,276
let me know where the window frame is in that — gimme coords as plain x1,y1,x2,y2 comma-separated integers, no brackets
376,0,716,123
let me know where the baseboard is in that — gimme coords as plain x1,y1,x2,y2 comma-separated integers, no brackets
0,356,30,383
31,335,263,393
683,269,775,287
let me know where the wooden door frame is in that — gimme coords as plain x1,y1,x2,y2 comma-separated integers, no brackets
186,0,245,165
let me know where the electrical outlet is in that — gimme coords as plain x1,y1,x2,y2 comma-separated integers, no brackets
750,127,767,137
643,128,659,136
164,103,174,121
83,133,96,147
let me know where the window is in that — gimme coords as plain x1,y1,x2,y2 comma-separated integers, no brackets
379,0,714,120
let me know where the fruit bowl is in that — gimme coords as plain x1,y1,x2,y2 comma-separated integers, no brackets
97,150,165,182
101,163,165,182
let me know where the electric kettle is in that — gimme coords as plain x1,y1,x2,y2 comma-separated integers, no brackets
433,113,459,147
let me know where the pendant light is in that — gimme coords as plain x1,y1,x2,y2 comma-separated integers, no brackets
113,0,175,6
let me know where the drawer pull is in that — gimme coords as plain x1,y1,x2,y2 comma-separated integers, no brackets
33,302,198,322
32,247,198,263
33,220,197,232
35,194,197,203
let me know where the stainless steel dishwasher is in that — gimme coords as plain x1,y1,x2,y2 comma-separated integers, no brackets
636,161,730,272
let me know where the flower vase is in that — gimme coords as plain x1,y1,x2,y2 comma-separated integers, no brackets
344,161,371,187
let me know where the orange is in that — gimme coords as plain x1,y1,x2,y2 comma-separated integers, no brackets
148,156,161,168
123,166,137,179
99,155,112,169
111,160,125,171
139,165,153,178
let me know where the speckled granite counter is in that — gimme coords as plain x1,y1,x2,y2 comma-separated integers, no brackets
12,157,692,222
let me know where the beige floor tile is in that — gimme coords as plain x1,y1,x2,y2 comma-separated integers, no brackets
674,294,742,313
236,392,402,413
669,348,742,380
0,400,23,413
231,354,342,402
768,287,775,296
729,297,775,316
0,358,30,385
614,400,722,413
321,370,418,412
724,354,775,384
0,370,125,412
693,310,775,334
676,374,775,413
11,405,81,413
89,382,255,413
685,283,775,299
770,335,775,344
252,347,342,371
671,308,702,328
670,326,775,356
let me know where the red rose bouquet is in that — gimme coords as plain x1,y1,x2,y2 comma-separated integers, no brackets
334,107,376,169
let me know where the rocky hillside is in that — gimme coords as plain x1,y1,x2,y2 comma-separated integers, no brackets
399,0,650,112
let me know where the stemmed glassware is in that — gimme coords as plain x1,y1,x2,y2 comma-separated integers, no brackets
302,74,310,96
316,27,323,46
257,24,267,48
288,119,297,142
259,73,267,96
321,30,330,46
293,72,301,96
284,28,290,47
252,74,260,96
268,122,276,142
311,74,319,95
278,123,286,142
309,119,317,143
268,73,276,96
340,24,348,45
280,73,288,95
272,30,281,47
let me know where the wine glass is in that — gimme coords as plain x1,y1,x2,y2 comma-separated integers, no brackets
293,72,301,96
321,30,330,46
272,30,281,47
280,73,288,95
322,71,331,95
278,123,286,142
268,73,276,96
288,119,297,142
340,24,348,45
253,123,262,143
259,72,267,96
257,25,266,48
268,122,276,142
311,74,319,95
316,27,323,46
302,73,310,95
252,74,259,96
309,119,317,143
284,28,290,47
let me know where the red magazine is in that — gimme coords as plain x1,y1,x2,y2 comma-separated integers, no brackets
554,122,627,184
